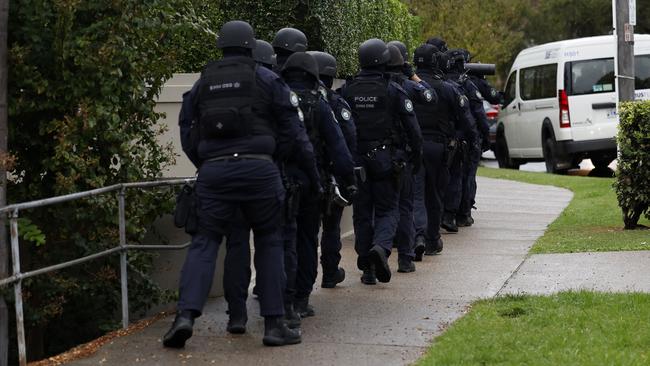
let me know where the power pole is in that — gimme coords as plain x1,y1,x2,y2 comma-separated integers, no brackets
614,0,635,103
0,0,9,364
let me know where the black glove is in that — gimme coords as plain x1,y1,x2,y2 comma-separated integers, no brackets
403,62,415,79
481,137,491,152
345,184,358,202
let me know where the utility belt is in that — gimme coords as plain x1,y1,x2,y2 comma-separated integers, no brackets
205,153,274,163
360,139,405,187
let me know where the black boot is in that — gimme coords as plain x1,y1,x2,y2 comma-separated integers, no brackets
413,236,426,262
361,264,377,285
369,245,391,283
227,311,247,334
294,297,315,318
321,267,346,288
456,214,473,227
441,213,459,233
162,310,195,348
434,238,444,254
397,255,416,273
284,302,301,329
263,316,301,347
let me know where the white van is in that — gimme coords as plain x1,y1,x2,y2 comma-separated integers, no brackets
495,35,650,173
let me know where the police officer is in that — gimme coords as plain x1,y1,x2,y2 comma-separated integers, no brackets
426,37,448,52
386,44,435,273
281,52,356,316
272,27,308,70
270,26,319,327
221,39,277,335
412,43,476,255
165,20,318,348
341,39,422,285
307,50,358,289
443,49,487,230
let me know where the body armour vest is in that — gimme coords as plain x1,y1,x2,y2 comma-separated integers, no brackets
343,77,396,143
293,88,324,161
418,74,454,139
197,56,275,140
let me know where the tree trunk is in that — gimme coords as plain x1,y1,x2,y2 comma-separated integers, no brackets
0,0,10,365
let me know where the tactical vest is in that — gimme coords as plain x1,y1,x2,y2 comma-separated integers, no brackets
343,77,396,144
417,75,455,139
293,88,325,163
197,56,274,140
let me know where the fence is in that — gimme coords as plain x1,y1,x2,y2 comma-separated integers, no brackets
0,178,195,366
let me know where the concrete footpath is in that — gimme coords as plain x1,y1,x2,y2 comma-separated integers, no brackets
69,177,573,366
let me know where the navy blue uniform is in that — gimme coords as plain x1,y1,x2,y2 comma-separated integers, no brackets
471,75,503,105
177,57,318,319
443,72,479,222
389,73,435,260
341,70,422,271
320,87,357,279
289,81,355,303
452,73,489,222
414,69,475,245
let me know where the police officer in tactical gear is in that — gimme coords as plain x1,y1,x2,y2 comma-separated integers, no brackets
272,27,308,70
307,50,358,289
426,37,449,52
342,38,423,285
270,26,321,328
167,20,318,348
442,49,484,232
386,44,436,273
221,39,278,336
412,43,476,256
280,52,356,317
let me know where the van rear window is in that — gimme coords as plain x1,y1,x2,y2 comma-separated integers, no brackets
635,55,650,89
567,58,615,96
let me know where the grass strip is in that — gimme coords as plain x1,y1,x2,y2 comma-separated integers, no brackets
477,166,649,253
417,291,650,366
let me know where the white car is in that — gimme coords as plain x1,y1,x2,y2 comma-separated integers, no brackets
495,35,650,173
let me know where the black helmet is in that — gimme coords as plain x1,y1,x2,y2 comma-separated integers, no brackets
460,49,472,63
253,40,276,66
413,43,437,68
216,20,256,49
446,48,466,71
272,28,308,53
281,52,320,81
387,44,404,67
387,40,408,62
307,51,337,78
358,38,390,68
435,49,451,71
426,37,448,52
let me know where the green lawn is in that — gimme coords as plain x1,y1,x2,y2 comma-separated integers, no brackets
417,291,650,366
477,166,650,254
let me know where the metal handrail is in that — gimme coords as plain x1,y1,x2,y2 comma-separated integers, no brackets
0,177,196,366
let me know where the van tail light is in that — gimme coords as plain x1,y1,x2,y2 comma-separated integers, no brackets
486,108,499,119
559,89,571,128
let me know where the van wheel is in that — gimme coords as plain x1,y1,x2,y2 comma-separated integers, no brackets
591,156,613,169
543,136,567,174
496,134,520,170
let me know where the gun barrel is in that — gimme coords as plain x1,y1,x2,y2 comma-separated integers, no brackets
466,63,496,76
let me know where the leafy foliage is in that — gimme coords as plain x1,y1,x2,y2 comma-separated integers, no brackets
191,0,421,77
615,101,650,229
6,0,196,360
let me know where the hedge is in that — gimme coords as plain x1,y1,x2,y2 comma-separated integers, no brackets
615,101,650,229
184,0,421,77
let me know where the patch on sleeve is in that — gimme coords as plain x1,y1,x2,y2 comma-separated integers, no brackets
475,90,483,100
459,95,468,108
424,90,433,102
340,108,351,121
404,99,414,112
297,108,304,122
290,91,300,107
319,86,328,99
490,88,498,97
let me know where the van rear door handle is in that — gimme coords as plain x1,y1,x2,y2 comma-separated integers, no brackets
535,105,554,110
592,102,616,110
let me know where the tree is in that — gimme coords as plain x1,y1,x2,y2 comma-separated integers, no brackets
5,0,200,360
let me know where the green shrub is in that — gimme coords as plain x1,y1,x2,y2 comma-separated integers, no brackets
615,101,650,229
182,0,421,77
6,0,198,360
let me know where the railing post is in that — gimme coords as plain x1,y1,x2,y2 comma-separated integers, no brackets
118,188,128,329
10,210,26,366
